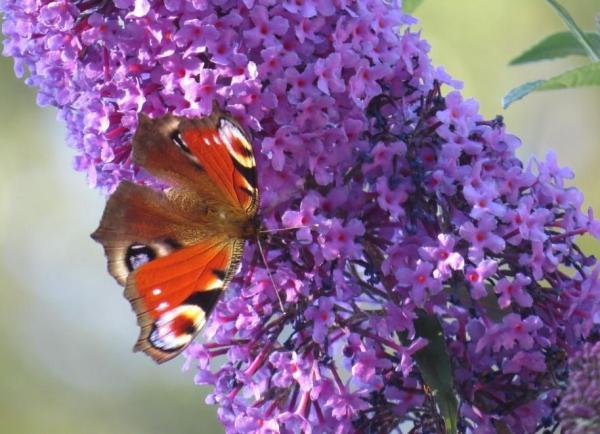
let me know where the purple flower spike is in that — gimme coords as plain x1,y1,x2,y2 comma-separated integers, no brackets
4,0,600,432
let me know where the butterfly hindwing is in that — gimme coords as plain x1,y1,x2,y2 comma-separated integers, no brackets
91,181,193,285
132,114,215,197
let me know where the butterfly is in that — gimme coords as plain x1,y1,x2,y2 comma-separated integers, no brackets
91,106,259,363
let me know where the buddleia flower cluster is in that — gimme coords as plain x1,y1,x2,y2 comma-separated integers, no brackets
3,0,600,432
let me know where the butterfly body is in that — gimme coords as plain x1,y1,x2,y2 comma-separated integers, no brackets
92,108,259,363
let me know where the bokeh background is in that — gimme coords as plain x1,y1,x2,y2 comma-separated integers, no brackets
1,1,599,433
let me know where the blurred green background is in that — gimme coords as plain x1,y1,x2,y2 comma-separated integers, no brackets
0,1,599,433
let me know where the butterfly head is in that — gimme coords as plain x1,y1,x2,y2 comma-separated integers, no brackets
242,213,262,240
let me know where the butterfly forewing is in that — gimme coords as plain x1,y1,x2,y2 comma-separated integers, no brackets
177,114,258,214
92,107,258,363
128,239,244,363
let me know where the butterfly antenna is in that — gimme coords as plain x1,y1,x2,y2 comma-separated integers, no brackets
258,224,319,235
256,237,286,314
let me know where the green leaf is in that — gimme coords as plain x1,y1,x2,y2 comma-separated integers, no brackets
414,311,458,434
502,80,547,108
545,0,600,61
510,32,600,65
503,62,600,108
403,0,424,14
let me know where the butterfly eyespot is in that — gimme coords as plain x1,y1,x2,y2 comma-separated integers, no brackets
126,244,156,271
125,240,182,273
218,118,254,162
149,305,205,351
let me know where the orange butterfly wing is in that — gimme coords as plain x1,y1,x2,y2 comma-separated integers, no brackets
128,239,243,363
178,115,258,213
132,111,258,215
92,107,258,363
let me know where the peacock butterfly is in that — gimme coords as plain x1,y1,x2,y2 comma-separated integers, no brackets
92,106,259,363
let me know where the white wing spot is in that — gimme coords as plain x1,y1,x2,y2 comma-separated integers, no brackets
206,272,224,289
152,288,162,296
157,302,169,311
